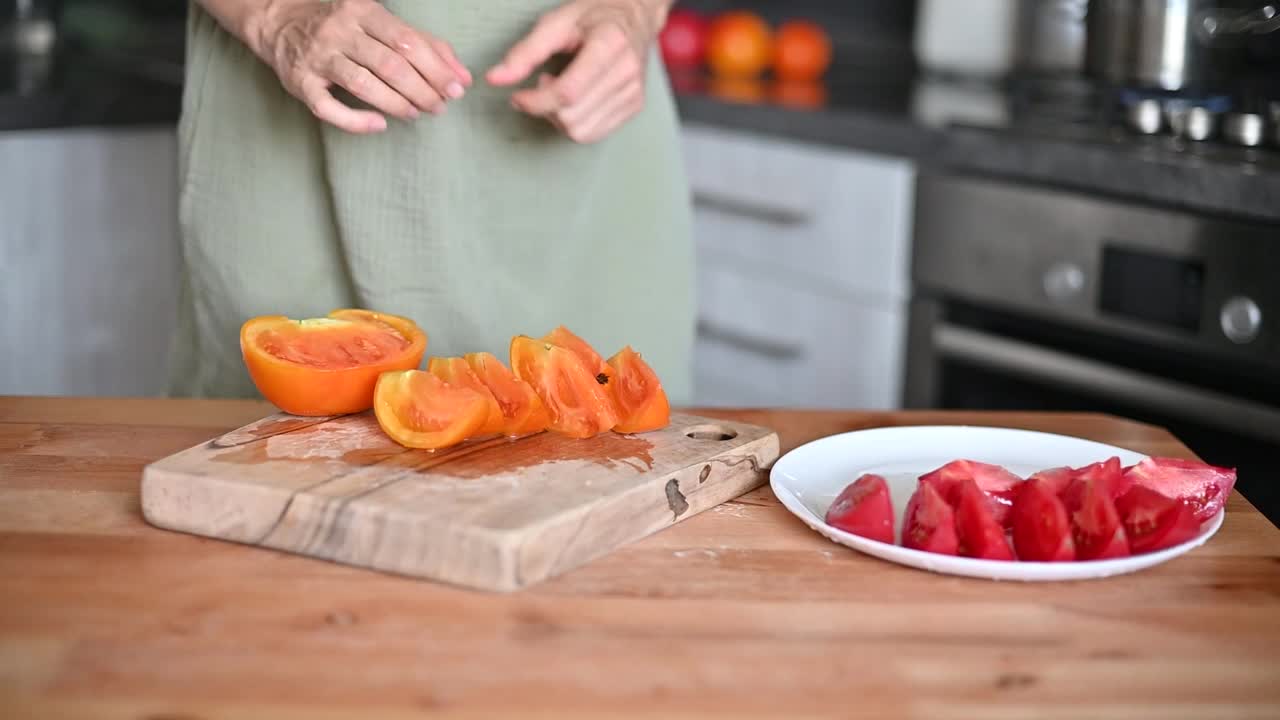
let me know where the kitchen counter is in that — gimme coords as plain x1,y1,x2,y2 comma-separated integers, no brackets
3,396,1279,717
677,73,1280,225
672,70,943,160
0,47,181,131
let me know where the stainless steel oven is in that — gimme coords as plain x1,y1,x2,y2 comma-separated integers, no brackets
905,172,1280,525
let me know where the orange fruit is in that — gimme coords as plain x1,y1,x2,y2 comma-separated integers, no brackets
774,20,832,82
706,11,773,79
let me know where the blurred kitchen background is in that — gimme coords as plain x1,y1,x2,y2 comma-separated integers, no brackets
2,0,1278,520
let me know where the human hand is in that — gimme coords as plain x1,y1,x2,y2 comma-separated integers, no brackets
253,0,472,133
487,0,671,143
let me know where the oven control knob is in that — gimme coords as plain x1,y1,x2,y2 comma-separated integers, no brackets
1220,296,1262,344
1043,263,1085,302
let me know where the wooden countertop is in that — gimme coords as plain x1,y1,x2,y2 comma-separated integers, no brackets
2,397,1279,718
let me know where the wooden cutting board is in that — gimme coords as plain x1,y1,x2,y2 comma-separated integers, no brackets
141,411,780,592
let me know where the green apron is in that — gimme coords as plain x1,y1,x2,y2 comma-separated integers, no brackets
169,0,695,405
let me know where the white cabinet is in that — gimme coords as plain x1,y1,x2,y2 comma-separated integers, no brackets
681,125,916,410
0,128,181,397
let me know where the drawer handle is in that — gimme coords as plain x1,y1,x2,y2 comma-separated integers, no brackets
697,318,805,360
692,190,811,226
934,323,1280,445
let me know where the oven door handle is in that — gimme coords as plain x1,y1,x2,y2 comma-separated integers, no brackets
933,323,1280,446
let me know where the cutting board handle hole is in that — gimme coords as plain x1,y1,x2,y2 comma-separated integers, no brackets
685,425,738,442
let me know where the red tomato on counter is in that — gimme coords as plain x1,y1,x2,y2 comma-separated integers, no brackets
660,9,710,68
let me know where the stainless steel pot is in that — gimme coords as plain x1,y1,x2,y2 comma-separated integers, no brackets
1017,0,1090,74
1086,0,1280,90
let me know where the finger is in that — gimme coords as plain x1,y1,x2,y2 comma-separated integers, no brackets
542,55,634,127
349,33,444,113
328,54,419,121
299,75,387,134
487,9,581,87
431,38,473,87
510,33,621,115
547,25,630,108
359,9,467,100
511,71,561,116
559,84,642,144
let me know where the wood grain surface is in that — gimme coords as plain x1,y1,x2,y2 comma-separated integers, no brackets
140,411,780,591
2,397,1279,719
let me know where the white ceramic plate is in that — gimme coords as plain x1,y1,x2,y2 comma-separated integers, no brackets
770,426,1225,581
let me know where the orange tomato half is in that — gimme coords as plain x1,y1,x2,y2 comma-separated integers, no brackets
240,309,427,416
373,370,490,450
465,352,552,438
428,357,506,437
606,347,671,434
510,336,619,439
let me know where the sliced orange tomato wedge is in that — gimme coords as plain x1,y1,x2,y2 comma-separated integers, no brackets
606,346,671,433
465,352,552,438
510,335,619,439
542,326,616,389
240,309,427,416
373,370,490,450
427,356,505,437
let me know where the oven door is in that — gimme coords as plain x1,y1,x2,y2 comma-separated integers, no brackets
905,296,1280,526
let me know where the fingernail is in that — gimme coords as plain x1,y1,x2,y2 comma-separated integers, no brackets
446,82,465,99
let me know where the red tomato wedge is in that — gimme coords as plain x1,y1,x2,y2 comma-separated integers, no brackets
1123,456,1236,522
510,336,619,439
1115,485,1202,554
1011,478,1076,561
903,483,959,555
241,309,427,416
1065,475,1130,561
542,326,616,389
1061,456,1129,511
825,474,895,544
606,346,671,434
955,480,1015,561
464,352,552,438
919,459,1022,527
427,357,505,437
373,370,490,450
1027,466,1075,497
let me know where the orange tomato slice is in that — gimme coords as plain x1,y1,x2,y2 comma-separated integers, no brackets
427,356,506,437
373,370,490,450
542,326,616,388
510,336,619,439
465,352,552,438
606,346,671,433
240,309,427,416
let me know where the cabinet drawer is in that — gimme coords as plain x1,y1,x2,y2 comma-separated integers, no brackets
692,263,907,409
681,125,916,302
